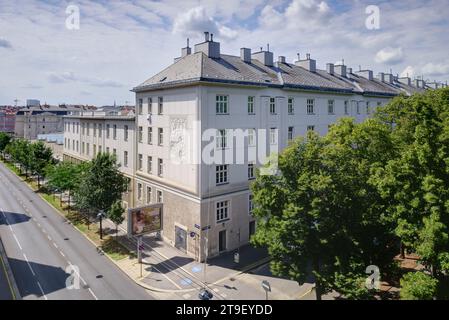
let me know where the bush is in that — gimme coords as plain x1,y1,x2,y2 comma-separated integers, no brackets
400,272,438,300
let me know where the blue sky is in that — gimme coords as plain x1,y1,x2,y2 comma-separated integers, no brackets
1,0,449,106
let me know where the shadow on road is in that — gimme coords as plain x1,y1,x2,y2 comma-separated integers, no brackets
0,212,31,226
8,257,71,298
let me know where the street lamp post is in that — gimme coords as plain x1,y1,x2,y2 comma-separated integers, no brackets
97,210,106,240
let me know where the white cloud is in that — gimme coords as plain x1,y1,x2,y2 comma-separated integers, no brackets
421,62,449,77
172,6,237,40
375,47,404,65
400,66,415,78
47,72,123,88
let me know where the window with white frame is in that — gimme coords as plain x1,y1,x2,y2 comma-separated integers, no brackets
98,124,102,137
138,126,143,143
307,125,315,132
248,163,255,180
216,201,229,222
216,95,228,114
146,186,152,204
216,129,227,149
157,190,163,203
86,123,90,136
158,158,163,176
288,97,294,114
113,125,117,139
138,99,143,115
248,128,256,146
158,128,163,146
106,124,110,138
86,143,90,155
138,154,143,171
307,99,315,115
137,183,142,200
147,156,152,174
148,97,152,114
357,102,361,114
148,127,153,145
288,126,294,141
124,125,129,141
366,101,371,114
249,194,255,215
216,165,228,185
124,151,128,167
93,123,97,137
269,97,276,114
269,128,277,145
328,100,335,114
344,101,349,115
158,97,163,115
248,96,255,115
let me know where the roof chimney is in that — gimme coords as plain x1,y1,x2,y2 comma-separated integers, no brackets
181,38,191,57
347,67,353,74
385,73,394,84
326,63,334,75
194,32,220,58
278,56,286,64
295,53,316,72
240,48,251,63
398,77,411,86
252,48,274,67
355,70,373,81
334,64,347,77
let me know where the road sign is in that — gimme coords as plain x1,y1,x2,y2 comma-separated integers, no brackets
234,252,240,264
194,224,201,230
262,280,271,292
190,231,196,238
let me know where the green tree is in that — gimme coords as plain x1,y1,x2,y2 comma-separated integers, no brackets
400,272,438,300
30,141,54,187
0,132,12,159
107,201,125,239
372,88,449,296
251,118,397,300
74,153,127,222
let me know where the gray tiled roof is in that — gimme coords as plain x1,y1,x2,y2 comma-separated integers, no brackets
133,52,421,97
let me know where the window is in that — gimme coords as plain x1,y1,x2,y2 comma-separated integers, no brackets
328,100,335,114
158,97,163,115
148,127,153,145
76,141,79,152
216,129,227,149
357,102,361,115
269,97,276,114
138,99,143,115
98,124,102,137
106,124,110,138
93,144,96,155
307,125,315,132
216,201,229,222
93,124,97,137
82,142,85,154
216,165,228,185
269,128,277,145
137,126,142,143
216,95,228,114
158,158,163,176
248,96,255,114
146,186,152,204
138,154,143,171
137,183,143,200
288,98,294,114
113,148,116,157
344,101,349,115
307,99,315,115
124,151,128,167
249,194,254,215
366,101,371,114
377,101,382,107
157,190,163,203
98,145,102,153
86,123,90,136
248,129,256,146
113,125,117,140
147,156,152,174
158,128,163,146
77,123,79,134
106,147,110,154
288,126,294,141
248,163,255,180
86,143,90,155
82,123,85,135
148,97,153,114
124,125,129,141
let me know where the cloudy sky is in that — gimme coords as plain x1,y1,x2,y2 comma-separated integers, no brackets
1,0,449,106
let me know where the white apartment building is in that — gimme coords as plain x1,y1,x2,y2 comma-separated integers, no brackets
64,32,441,262
63,110,136,209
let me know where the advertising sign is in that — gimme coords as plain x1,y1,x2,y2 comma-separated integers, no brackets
127,204,163,236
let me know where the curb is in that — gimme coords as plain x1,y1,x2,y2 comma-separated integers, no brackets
0,236,21,300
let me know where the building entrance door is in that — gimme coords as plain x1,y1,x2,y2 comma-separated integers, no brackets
219,230,227,252
175,226,187,252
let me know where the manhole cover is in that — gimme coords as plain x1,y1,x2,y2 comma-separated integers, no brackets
64,238,69,241
96,275,103,279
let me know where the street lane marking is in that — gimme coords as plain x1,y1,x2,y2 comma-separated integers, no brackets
47,235,52,241
88,288,98,300
36,281,48,300
59,251,65,258
23,254,36,276
53,243,58,249
12,234,23,250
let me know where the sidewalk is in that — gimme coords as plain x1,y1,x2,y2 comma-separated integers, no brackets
0,236,21,300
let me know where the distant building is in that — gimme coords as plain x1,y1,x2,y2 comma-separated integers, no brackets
26,99,40,107
0,109,15,133
15,104,96,140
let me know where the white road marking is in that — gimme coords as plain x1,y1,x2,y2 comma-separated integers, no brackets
13,234,23,250
88,288,98,300
59,251,65,258
36,281,48,300
53,242,58,249
23,254,36,276
47,235,52,241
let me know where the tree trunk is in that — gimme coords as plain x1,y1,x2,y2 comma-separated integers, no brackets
400,242,405,259
68,190,71,212
116,225,118,240
37,175,40,188
313,258,323,301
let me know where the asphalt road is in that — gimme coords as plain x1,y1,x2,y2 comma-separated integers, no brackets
0,162,154,300
0,245,15,300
